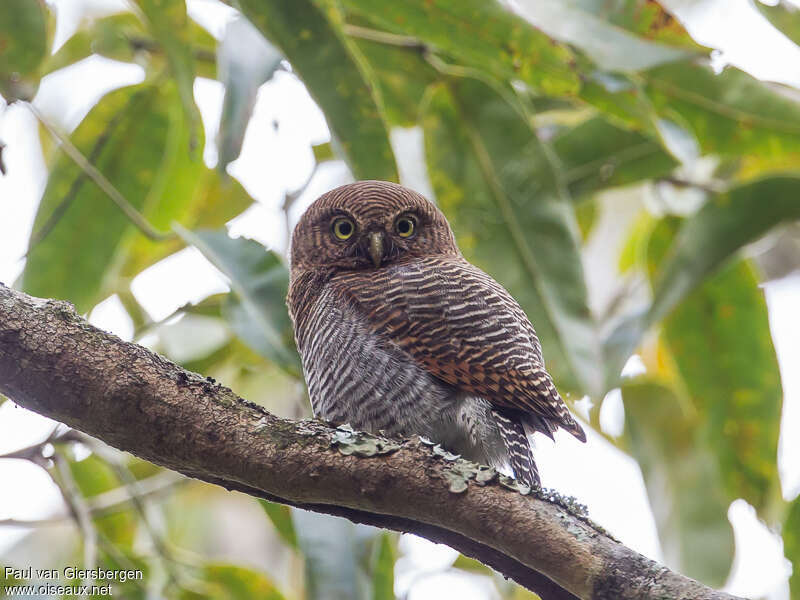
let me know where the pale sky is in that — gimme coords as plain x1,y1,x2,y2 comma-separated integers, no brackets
1,1,799,598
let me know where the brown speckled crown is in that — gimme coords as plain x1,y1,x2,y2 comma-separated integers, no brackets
289,180,459,273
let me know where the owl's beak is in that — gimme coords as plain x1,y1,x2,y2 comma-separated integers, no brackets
368,231,384,268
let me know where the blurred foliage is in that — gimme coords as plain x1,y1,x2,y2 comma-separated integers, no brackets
1,0,799,597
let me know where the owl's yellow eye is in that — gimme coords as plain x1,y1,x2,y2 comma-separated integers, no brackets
395,215,417,238
331,217,355,240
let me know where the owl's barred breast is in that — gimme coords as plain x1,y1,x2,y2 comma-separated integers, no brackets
294,268,508,467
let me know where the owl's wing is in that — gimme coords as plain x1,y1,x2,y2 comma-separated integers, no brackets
331,256,586,441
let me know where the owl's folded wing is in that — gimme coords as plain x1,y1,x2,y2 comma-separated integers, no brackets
332,256,586,441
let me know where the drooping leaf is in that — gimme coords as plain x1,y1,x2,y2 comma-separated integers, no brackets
0,0,49,101
179,564,286,600
568,0,702,49
578,70,656,133
312,142,335,163
23,83,200,312
552,116,678,200
350,35,438,126
605,176,800,383
238,0,398,181
259,500,298,549
647,219,782,513
643,62,800,174
41,13,146,75
649,176,800,324
422,78,602,395
574,199,597,239
340,0,579,96
41,11,217,79
121,169,255,278
150,314,231,364
217,16,283,172
132,0,201,148
174,228,301,375
786,497,800,600
370,533,395,600
67,454,137,548
756,1,800,47
291,509,366,600
621,379,734,586
513,0,691,72
452,554,494,576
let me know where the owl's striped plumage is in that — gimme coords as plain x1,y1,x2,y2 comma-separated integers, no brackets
287,181,585,488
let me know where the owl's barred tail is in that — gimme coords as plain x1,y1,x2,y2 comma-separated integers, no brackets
493,409,540,489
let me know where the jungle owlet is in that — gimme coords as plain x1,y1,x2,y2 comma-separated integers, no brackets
287,181,586,488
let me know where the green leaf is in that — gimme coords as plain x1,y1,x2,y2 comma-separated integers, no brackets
513,0,690,72
786,497,800,600
340,0,579,96
259,500,298,549
351,35,438,127
291,509,366,600
41,13,146,75
23,83,200,312
647,219,782,513
370,533,395,600
452,554,494,576
132,0,201,149
621,379,734,586
67,454,137,548
312,142,335,163
574,199,597,240
0,565,22,587
180,564,286,600
578,70,656,133
649,177,800,325
238,0,398,181
756,1,800,47
553,116,678,200
569,0,702,49
422,78,602,395
643,62,800,173
150,314,231,363
0,0,49,101
121,169,255,278
217,17,283,172
174,228,301,375
42,10,218,79
606,177,800,383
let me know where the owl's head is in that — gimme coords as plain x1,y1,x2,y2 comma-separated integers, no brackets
290,180,459,272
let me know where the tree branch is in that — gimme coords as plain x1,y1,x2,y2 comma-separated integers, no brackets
0,283,742,600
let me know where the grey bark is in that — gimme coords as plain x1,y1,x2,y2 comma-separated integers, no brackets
0,283,743,600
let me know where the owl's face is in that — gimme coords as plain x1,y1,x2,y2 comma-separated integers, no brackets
290,180,459,273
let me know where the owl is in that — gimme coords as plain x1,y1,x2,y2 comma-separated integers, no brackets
287,180,585,488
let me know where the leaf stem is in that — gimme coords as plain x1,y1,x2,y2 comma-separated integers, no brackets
27,103,176,243
342,24,427,49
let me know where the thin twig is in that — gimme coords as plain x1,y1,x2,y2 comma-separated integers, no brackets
25,95,135,253
656,176,724,195
51,452,98,597
0,425,78,465
0,470,185,528
90,442,181,588
26,103,175,242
